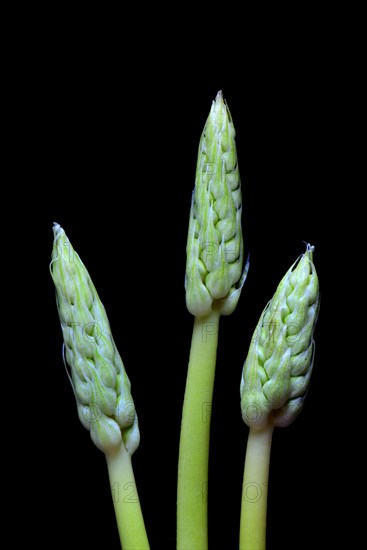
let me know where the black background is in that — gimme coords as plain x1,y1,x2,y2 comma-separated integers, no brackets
16,32,341,549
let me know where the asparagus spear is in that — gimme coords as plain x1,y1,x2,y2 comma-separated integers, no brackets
177,91,248,549
239,244,320,549
50,223,149,550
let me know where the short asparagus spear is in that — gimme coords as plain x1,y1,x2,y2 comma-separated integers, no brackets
240,244,320,549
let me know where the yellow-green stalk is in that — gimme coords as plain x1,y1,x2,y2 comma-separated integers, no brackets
177,91,248,549
50,223,149,550
239,244,320,549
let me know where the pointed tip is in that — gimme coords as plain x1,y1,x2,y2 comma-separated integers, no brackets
214,90,226,109
52,222,63,238
303,242,315,262
302,241,314,251
208,90,229,126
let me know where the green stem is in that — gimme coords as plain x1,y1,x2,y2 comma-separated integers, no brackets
106,442,150,549
240,424,274,550
177,309,220,549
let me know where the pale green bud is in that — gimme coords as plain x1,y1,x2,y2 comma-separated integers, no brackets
50,223,139,455
240,244,320,429
185,91,248,317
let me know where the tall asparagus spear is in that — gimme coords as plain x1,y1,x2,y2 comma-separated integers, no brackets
177,91,249,549
239,244,320,549
50,223,149,550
